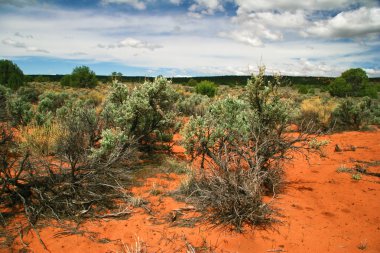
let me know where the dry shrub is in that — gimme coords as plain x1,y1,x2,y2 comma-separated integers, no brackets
181,169,277,232
1,123,135,225
300,97,338,130
263,167,285,195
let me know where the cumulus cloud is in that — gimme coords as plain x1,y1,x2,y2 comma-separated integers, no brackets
220,27,282,47
188,0,224,17
220,30,263,47
305,7,380,38
250,10,307,29
220,10,305,47
100,0,146,10
98,38,163,50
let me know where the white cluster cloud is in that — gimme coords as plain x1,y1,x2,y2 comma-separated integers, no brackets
98,37,162,50
220,10,306,47
188,0,224,17
219,27,282,47
305,7,380,38
251,10,307,29
219,1,380,47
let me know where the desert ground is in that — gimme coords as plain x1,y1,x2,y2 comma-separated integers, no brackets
2,130,379,253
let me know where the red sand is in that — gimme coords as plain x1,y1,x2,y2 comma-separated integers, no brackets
2,131,380,253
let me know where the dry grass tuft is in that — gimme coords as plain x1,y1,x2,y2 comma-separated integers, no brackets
20,122,62,155
300,97,338,129
120,237,147,253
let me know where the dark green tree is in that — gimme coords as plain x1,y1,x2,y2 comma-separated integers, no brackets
330,68,376,98
0,59,24,89
329,77,352,97
341,68,368,93
61,66,97,88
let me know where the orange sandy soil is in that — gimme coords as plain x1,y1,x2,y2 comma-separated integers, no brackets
1,131,380,253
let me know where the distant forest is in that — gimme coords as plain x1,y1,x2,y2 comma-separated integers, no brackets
27,74,380,87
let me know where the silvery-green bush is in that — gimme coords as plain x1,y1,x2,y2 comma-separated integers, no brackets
102,76,179,145
183,67,294,178
181,67,318,231
177,93,210,116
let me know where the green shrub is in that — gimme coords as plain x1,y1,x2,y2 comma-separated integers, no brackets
34,111,53,126
0,85,9,121
155,131,173,142
297,85,308,94
37,91,69,113
358,85,378,99
1,87,33,126
297,85,314,94
186,78,198,87
60,75,71,86
56,100,98,180
89,127,132,163
0,59,24,89
195,80,217,97
352,173,362,181
17,85,41,103
181,67,319,231
331,97,374,130
6,94,33,126
177,93,210,116
102,76,179,145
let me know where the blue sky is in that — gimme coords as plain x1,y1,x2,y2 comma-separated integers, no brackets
0,0,379,77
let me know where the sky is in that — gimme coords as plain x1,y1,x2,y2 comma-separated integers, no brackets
0,0,379,77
